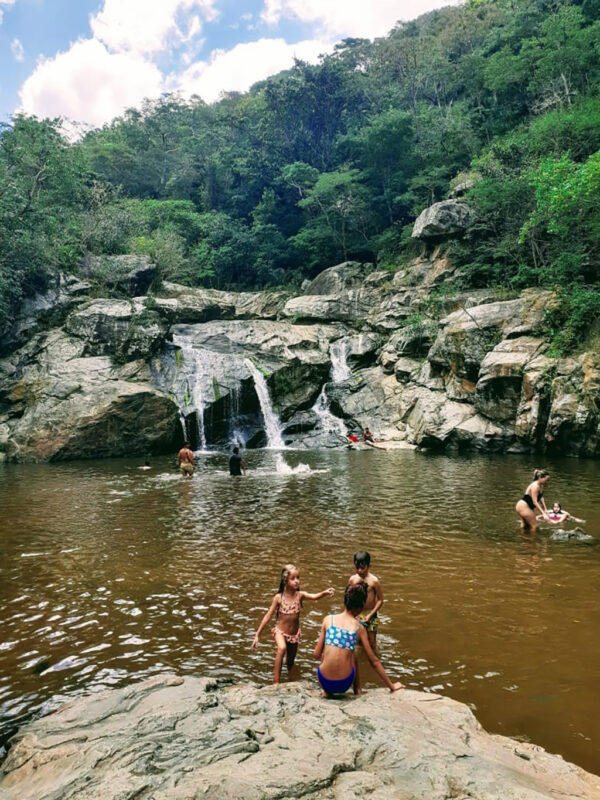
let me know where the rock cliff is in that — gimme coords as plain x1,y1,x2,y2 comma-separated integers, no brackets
1,249,599,461
1,675,599,800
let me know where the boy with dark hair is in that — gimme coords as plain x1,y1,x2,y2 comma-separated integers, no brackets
229,446,246,476
348,551,383,648
178,442,194,477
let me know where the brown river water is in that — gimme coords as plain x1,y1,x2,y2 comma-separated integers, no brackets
1,450,599,774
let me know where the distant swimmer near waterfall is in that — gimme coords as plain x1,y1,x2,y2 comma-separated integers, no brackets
177,442,195,478
516,469,550,530
229,446,246,476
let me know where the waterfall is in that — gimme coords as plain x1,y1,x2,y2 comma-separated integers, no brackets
244,359,286,449
311,339,351,438
330,339,352,383
173,336,208,451
312,385,347,436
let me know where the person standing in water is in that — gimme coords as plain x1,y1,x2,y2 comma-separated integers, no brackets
177,442,195,478
252,564,334,684
348,550,383,649
229,446,246,476
516,469,550,530
313,582,404,697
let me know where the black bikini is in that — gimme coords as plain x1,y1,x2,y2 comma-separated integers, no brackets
522,489,543,511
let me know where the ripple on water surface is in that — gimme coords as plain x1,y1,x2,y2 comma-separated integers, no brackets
0,451,600,773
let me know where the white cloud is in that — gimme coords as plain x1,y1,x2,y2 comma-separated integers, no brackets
11,37,24,61
174,37,330,103
262,0,463,40
0,0,17,26
90,0,218,55
19,38,163,127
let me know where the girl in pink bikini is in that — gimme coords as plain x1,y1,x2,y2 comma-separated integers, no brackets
252,564,334,683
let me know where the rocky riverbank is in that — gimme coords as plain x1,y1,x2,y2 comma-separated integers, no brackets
1,675,599,799
1,239,599,461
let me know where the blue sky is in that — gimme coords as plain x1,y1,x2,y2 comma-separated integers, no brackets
0,0,461,129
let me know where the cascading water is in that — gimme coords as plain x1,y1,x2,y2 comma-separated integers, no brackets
172,336,208,451
330,339,352,383
244,359,286,449
311,338,352,439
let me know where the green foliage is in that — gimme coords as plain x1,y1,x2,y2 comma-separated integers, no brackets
543,287,600,355
2,0,600,355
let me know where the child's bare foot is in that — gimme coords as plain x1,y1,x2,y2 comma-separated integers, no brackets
321,690,331,699
390,681,405,691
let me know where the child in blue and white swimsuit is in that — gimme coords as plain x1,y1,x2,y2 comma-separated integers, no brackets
313,582,404,697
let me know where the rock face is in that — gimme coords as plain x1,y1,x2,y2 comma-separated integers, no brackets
2,255,600,460
412,200,475,239
1,676,599,800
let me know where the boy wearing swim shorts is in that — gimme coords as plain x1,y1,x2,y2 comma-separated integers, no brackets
348,551,383,649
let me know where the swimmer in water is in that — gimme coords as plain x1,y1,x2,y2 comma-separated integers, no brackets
537,502,585,525
515,469,550,530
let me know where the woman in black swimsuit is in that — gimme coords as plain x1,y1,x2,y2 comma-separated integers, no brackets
515,469,550,530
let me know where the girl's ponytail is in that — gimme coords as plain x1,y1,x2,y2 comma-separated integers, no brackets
533,469,549,480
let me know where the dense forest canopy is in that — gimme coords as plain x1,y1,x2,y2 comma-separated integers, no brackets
1,0,599,352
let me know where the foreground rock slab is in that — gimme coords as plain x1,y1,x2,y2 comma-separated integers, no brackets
1,676,599,800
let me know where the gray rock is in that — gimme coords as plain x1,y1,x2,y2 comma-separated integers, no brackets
475,337,546,422
1,330,180,462
65,299,167,360
428,293,550,381
305,261,371,294
80,254,157,295
156,282,291,322
282,293,372,325
549,528,595,542
412,200,475,239
1,676,599,800
0,274,91,355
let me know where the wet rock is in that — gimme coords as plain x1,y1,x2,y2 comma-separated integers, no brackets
549,528,595,542
2,676,599,800
412,200,475,239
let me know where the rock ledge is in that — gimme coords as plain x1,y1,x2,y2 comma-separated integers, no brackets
1,675,599,800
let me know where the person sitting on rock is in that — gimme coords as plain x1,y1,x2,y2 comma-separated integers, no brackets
313,582,404,698
177,442,194,478
537,502,585,525
362,427,387,450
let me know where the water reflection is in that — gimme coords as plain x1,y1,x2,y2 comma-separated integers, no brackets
0,451,599,774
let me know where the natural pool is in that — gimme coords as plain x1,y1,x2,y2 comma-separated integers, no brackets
1,450,599,774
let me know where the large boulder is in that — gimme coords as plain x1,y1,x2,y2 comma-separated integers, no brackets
427,291,551,382
2,676,599,800
475,337,547,422
305,261,371,294
0,331,180,462
0,274,91,355
156,282,291,323
80,254,157,296
65,299,167,361
281,293,372,325
412,200,475,239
